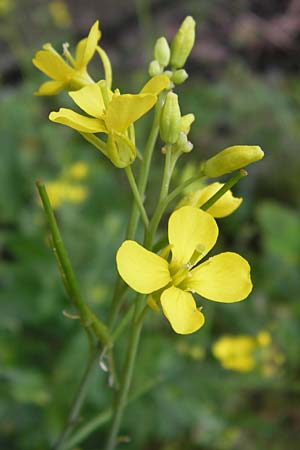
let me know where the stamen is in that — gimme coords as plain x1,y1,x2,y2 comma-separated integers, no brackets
63,42,76,66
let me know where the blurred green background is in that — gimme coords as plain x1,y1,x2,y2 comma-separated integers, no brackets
1,1,300,449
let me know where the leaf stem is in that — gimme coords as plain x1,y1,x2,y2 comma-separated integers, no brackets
36,181,110,345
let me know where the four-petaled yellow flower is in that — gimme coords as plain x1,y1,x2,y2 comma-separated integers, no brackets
49,74,170,167
117,206,252,334
32,21,101,95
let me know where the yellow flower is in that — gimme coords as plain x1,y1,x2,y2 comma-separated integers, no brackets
49,74,170,167
32,21,101,95
178,182,242,218
116,206,252,334
212,335,256,372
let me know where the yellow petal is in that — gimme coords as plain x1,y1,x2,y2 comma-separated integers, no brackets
104,94,157,132
168,206,218,268
49,108,106,133
32,50,75,81
188,252,252,302
35,80,64,95
160,286,205,334
116,240,171,294
140,74,170,95
75,20,101,69
69,84,105,118
194,183,242,218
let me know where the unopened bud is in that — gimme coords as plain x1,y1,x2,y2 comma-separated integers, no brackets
154,37,170,67
180,113,195,134
171,69,188,84
170,16,196,69
202,145,264,178
107,132,136,168
160,92,181,144
175,132,193,153
148,60,162,77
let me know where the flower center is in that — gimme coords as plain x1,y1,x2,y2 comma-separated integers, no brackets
170,243,205,289
171,265,189,287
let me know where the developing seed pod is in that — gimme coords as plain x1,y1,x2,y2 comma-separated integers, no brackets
202,145,264,178
170,16,196,69
148,60,162,77
171,69,188,85
160,92,181,144
154,37,171,67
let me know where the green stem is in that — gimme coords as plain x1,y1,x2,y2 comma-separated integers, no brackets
108,93,165,327
200,169,247,211
105,299,146,450
36,181,109,345
124,166,149,229
53,346,101,450
126,93,165,239
144,145,173,248
63,375,162,450
105,139,176,450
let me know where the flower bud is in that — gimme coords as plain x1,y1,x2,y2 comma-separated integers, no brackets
160,92,181,144
171,69,188,84
106,132,136,168
180,113,195,134
148,60,162,77
154,37,170,67
175,132,193,153
170,16,196,69
202,145,264,178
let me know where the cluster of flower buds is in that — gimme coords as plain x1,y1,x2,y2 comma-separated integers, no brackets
149,16,195,86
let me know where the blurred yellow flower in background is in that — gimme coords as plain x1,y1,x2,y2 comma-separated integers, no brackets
213,330,285,376
65,161,89,179
0,0,14,16
45,161,89,208
46,181,87,208
212,335,256,372
48,0,71,28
